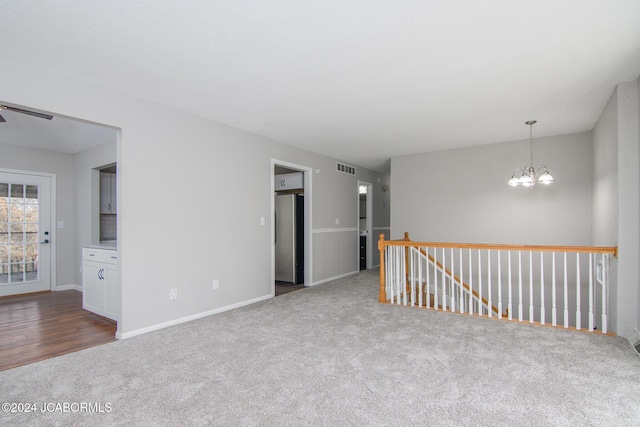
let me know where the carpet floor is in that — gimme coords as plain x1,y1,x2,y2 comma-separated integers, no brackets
1,269,639,426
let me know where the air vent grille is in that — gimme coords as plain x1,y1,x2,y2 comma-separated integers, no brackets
336,162,356,176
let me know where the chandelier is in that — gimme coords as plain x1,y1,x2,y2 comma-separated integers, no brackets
507,120,554,187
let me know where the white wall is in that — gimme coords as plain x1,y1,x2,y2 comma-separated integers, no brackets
0,143,76,288
592,79,640,337
615,80,639,338
592,90,618,246
391,132,593,246
592,88,620,333
0,56,389,338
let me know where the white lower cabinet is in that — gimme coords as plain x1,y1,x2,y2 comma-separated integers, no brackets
83,248,119,321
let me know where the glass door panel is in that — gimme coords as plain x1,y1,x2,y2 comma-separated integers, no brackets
0,173,50,295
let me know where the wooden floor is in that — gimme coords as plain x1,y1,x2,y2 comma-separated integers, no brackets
0,290,117,371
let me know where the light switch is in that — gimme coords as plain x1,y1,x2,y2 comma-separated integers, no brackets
57,221,64,229
335,218,340,225
260,217,265,226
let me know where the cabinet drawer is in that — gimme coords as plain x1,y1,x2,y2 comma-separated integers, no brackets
103,252,118,265
83,248,118,264
83,248,105,262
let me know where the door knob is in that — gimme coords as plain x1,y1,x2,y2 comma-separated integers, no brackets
41,239,49,244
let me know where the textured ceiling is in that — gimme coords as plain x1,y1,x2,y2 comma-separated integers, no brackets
0,1,639,171
0,108,116,154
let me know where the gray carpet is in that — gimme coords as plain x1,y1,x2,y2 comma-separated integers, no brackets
1,269,639,426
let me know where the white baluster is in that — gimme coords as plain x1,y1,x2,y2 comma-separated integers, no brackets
487,250,492,318
576,253,581,330
459,249,464,314
426,247,431,309
518,251,523,322
552,252,557,326
450,248,455,312
434,248,438,310
393,247,397,303
391,247,396,304
564,252,569,328
540,252,545,325
410,247,416,307
498,250,502,319
588,253,593,332
418,248,423,308
468,249,473,315
387,247,393,303
441,248,447,312
508,251,513,320
478,250,483,316
601,254,608,334
402,247,407,306
529,251,534,324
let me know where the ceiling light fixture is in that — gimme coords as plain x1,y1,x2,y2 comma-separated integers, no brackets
507,120,554,188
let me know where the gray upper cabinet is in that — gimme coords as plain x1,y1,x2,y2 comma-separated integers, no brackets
100,172,117,214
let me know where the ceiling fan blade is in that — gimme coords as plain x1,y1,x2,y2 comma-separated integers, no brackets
0,105,53,120
0,113,5,123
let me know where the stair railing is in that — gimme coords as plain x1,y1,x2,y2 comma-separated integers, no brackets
378,232,617,334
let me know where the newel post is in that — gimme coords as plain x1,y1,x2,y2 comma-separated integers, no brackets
378,233,387,302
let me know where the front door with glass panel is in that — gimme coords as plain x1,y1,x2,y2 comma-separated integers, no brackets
0,172,52,296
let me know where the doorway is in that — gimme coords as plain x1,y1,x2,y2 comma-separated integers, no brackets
358,181,373,270
272,160,312,296
0,170,53,296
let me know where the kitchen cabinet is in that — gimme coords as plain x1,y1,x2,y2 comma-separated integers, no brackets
83,247,119,321
100,172,117,214
275,172,303,191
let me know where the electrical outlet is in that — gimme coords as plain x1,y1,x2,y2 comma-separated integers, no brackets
212,280,219,290
169,288,178,300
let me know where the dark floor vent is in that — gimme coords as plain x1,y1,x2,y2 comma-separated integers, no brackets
635,342,640,354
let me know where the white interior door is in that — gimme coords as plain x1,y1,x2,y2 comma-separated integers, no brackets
0,171,52,296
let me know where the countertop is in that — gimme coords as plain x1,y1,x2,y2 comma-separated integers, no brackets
84,242,117,251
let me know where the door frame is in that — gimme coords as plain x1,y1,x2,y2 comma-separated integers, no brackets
357,180,373,269
0,167,57,293
271,159,313,294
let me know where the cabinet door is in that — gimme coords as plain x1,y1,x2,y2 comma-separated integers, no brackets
100,173,111,214
103,263,119,320
83,261,105,314
109,173,117,214
99,173,117,214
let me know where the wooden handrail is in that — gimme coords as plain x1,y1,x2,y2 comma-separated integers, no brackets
382,236,617,257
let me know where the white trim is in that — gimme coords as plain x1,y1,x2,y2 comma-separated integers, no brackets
116,293,272,340
311,270,358,286
0,168,57,293
56,284,82,292
271,159,313,288
357,180,373,269
628,328,640,346
372,226,390,230
313,228,358,233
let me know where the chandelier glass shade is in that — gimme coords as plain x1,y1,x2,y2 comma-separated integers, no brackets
508,120,554,188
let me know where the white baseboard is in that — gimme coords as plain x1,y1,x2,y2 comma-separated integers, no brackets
310,270,358,286
116,293,273,340
628,329,640,347
56,284,82,292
